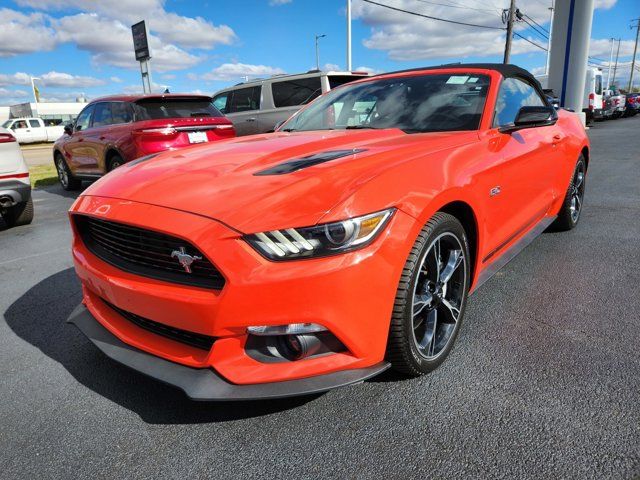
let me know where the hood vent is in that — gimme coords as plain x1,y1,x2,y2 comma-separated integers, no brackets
254,149,367,176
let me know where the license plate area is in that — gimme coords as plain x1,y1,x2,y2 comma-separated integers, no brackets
187,131,208,144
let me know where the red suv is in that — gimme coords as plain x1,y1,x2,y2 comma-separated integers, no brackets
53,94,235,190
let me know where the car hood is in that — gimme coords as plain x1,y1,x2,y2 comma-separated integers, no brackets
83,129,478,233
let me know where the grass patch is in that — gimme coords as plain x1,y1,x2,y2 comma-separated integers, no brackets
29,164,59,188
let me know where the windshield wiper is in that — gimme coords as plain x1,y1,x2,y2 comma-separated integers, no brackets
281,128,297,132
344,125,378,130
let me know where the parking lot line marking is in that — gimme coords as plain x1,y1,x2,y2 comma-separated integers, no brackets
0,247,69,266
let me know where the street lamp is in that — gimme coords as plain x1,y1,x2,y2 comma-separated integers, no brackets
315,34,326,71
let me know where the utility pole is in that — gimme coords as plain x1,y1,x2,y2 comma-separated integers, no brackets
612,38,621,86
315,34,326,70
346,0,352,71
628,18,640,91
503,0,517,64
606,37,615,89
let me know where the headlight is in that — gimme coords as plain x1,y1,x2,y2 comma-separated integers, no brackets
245,208,395,260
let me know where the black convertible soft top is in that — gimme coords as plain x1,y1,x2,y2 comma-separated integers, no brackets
376,63,543,96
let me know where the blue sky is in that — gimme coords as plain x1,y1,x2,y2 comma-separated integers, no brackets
0,0,638,104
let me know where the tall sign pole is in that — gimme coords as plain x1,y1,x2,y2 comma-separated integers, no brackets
606,37,614,89
131,21,152,93
612,38,621,86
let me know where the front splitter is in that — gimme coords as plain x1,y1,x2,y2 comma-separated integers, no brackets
67,304,391,401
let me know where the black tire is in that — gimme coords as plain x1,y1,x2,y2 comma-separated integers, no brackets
55,153,81,191
386,212,471,376
552,155,586,232
2,197,34,227
107,154,124,172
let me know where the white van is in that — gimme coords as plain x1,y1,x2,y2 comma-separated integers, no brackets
535,67,604,124
212,70,370,136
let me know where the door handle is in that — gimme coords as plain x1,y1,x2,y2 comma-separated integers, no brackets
78,138,84,142
246,117,256,122
99,136,106,140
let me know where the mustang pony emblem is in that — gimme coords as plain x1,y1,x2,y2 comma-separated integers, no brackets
170,247,202,273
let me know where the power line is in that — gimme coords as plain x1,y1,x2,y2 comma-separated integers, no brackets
518,16,549,40
412,0,497,15
523,13,550,34
513,32,547,51
361,0,505,30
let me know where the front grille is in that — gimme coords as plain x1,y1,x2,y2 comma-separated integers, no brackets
103,298,215,351
74,215,225,289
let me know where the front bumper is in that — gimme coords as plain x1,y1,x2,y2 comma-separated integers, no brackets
69,195,416,390
67,304,390,401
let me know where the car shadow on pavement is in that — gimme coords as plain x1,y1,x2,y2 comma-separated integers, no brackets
34,183,87,199
4,268,319,424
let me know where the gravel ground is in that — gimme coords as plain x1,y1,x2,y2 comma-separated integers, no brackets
0,117,638,479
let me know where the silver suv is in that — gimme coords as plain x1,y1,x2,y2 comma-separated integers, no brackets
212,70,369,136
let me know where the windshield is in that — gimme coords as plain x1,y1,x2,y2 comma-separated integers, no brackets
1,120,12,128
134,98,223,120
281,73,490,134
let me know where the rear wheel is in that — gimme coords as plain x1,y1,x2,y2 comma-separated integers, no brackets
55,153,81,191
2,197,34,227
386,213,470,376
552,156,586,231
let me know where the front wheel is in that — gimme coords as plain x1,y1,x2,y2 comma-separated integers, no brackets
386,212,471,376
552,156,586,231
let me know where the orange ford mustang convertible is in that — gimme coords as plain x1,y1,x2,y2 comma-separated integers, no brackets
67,64,589,400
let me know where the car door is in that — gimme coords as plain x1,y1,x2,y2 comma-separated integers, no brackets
81,102,112,173
261,77,322,132
224,86,262,136
10,120,36,143
28,119,47,142
487,77,561,254
63,104,96,174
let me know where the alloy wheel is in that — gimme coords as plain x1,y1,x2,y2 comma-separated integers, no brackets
411,232,467,360
570,163,586,223
56,157,68,188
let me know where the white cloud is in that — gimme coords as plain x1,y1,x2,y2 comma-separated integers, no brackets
589,38,636,59
197,63,286,81
323,63,341,71
594,0,617,9
110,76,123,83
269,0,292,6
0,71,103,88
0,8,58,57
0,88,29,98
355,65,383,74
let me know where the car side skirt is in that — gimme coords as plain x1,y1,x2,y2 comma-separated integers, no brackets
67,303,391,401
472,215,557,294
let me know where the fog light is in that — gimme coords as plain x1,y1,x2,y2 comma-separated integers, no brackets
277,334,323,360
247,323,327,336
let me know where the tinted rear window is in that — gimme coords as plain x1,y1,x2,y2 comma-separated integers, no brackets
272,77,322,108
134,98,223,120
328,75,367,89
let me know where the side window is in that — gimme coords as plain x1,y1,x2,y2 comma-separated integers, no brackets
111,102,133,124
13,120,28,129
91,102,112,127
74,104,95,131
213,93,229,113
28,119,40,128
271,77,322,108
227,86,261,113
494,78,545,127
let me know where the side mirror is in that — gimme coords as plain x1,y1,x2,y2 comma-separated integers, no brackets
499,106,557,133
64,123,73,135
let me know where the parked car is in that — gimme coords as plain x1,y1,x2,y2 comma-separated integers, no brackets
0,128,33,227
603,88,626,118
623,93,640,116
1,117,65,143
212,70,370,136
53,94,235,190
66,63,590,401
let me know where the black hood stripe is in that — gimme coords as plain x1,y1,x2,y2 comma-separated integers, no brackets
254,149,367,176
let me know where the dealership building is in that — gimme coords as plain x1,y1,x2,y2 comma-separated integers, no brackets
0,99,87,125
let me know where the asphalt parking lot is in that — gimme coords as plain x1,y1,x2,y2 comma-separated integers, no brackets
1,118,639,479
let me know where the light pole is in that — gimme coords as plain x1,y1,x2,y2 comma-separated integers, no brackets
346,0,352,71
607,37,615,89
545,1,554,75
315,34,326,70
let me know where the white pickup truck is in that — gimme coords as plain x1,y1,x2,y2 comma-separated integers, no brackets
1,117,65,144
